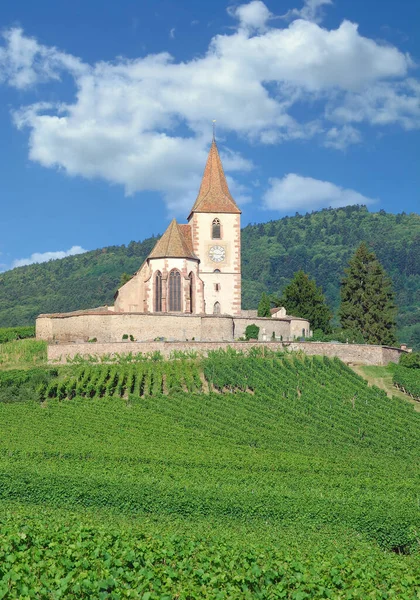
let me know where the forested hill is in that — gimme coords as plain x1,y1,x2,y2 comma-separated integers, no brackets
0,206,419,346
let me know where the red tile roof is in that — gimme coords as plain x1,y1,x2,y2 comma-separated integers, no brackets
148,219,197,259
188,139,241,218
178,224,194,256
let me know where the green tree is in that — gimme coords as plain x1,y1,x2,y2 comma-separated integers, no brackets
257,292,271,317
339,242,397,346
119,272,133,287
245,324,260,340
279,270,332,333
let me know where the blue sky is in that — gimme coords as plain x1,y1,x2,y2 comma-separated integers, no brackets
0,0,419,270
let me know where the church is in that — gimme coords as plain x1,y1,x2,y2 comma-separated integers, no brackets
114,137,242,317
36,138,311,345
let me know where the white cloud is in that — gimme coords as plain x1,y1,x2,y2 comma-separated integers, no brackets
324,125,362,149
0,27,85,89
263,173,375,212
0,2,418,213
169,28,176,39
285,0,333,24
12,245,86,268
229,1,272,32
327,79,420,129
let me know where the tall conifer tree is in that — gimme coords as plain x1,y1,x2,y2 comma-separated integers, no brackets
339,242,397,345
258,292,272,317
279,270,332,333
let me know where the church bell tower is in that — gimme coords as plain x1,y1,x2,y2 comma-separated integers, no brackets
188,139,241,316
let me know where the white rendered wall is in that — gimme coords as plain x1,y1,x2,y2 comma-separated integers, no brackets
146,257,203,314
189,212,241,315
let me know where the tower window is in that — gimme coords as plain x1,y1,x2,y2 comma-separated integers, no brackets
215,283,220,292
154,271,162,312
213,301,221,315
212,218,221,239
168,270,181,312
214,269,221,273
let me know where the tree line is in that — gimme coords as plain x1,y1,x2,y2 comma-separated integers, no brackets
258,242,398,346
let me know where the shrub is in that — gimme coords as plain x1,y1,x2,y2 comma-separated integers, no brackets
399,352,420,369
0,326,35,344
129,335,135,342
311,328,366,344
245,324,260,341
122,334,129,340
0,367,57,403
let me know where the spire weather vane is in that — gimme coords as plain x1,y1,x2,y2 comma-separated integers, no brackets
212,119,216,140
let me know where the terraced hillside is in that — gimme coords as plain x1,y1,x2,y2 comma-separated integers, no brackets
1,352,420,598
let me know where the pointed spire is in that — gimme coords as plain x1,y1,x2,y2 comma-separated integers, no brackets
188,138,241,219
148,219,196,259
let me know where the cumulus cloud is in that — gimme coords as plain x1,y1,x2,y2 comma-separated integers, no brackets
0,1,418,213
12,245,86,268
263,174,375,212
228,1,272,32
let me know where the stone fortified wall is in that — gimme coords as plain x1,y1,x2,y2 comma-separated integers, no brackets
47,340,406,367
36,311,310,344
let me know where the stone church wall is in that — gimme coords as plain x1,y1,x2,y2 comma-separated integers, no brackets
36,312,310,344
233,317,292,340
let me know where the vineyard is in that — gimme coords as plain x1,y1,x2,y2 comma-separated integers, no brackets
393,364,420,400
37,360,204,401
1,352,420,597
0,326,35,344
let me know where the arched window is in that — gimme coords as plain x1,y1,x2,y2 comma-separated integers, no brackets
168,270,181,312
214,269,221,273
188,272,194,314
212,218,221,239
154,271,162,312
213,301,221,315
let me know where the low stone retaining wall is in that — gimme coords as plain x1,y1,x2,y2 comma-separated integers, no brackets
47,340,406,366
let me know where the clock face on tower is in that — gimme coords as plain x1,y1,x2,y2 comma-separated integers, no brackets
209,245,226,263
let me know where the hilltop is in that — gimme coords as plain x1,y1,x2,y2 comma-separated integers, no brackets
0,205,419,346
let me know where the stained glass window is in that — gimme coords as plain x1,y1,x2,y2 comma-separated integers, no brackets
168,270,181,312
155,271,162,312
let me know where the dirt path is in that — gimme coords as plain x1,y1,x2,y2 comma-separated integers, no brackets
350,364,420,413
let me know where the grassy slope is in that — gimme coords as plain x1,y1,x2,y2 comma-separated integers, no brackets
351,364,420,412
1,355,420,597
0,339,47,370
0,206,419,347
